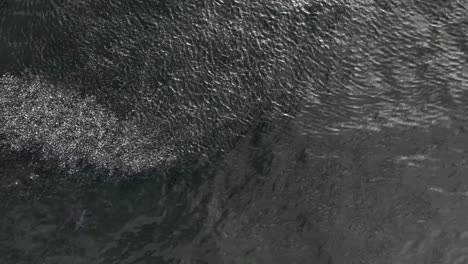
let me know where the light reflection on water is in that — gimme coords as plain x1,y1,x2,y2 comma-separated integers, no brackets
1,0,468,263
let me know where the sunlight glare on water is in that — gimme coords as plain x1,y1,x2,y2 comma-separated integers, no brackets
1,0,468,263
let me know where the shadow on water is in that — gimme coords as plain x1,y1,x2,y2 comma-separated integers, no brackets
3,99,468,264
0,152,214,263
0,119,294,264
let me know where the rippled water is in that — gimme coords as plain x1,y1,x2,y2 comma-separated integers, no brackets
1,0,468,263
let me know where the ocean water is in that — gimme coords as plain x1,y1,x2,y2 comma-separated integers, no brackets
1,0,468,263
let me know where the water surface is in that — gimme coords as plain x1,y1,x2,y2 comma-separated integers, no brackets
1,0,468,263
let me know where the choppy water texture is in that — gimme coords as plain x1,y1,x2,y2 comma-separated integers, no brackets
1,0,468,263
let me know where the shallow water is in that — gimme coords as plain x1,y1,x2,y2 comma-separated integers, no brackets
1,0,468,263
